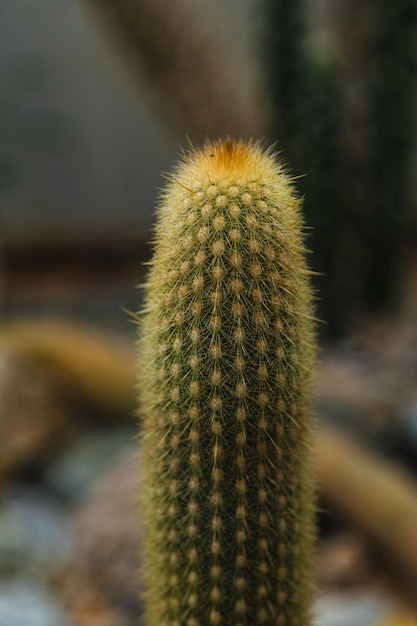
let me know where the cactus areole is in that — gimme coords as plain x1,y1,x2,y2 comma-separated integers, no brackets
138,140,316,626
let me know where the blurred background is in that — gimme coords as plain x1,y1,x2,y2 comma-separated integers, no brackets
0,0,417,625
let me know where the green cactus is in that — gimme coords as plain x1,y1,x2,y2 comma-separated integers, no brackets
138,140,316,626
265,0,306,163
367,0,417,309
264,0,345,333
264,0,417,333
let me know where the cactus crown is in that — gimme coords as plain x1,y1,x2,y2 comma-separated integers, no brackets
138,139,316,626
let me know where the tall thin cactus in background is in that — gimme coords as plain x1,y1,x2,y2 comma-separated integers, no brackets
266,0,306,164
265,0,417,334
367,0,417,309
264,0,344,332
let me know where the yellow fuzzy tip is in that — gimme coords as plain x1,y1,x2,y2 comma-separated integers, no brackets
197,139,258,173
176,139,284,188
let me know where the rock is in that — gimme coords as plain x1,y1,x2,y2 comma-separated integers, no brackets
0,581,69,626
315,592,393,626
0,487,73,574
50,566,134,626
54,451,141,623
42,430,136,502
318,533,374,590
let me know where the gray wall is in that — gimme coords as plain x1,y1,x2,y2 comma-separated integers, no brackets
0,0,327,238
0,0,174,237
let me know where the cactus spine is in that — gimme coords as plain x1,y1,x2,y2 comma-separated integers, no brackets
138,140,316,626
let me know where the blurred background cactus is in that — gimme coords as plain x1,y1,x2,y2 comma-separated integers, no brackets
264,0,417,334
366,0,417,309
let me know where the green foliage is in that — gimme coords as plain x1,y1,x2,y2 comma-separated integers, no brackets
138,140,316,626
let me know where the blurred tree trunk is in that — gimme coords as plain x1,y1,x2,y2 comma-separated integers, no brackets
83,0,265,143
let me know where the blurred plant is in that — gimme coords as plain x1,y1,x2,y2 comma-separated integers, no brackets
0,318,136,418
265,1,345,332
264,0,417,334
318,429,417,609
366,0,417,309
84,0,263,143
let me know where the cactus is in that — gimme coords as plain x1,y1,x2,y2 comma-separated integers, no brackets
265,0,306,163
138,140,316,626
264,0,417,333
86,0,262,142
367,0,417,309
264,0,344,333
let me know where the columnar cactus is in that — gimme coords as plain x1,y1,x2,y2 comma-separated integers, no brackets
138,140,316,626
368,0,417,308
264,0,343,333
